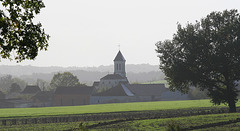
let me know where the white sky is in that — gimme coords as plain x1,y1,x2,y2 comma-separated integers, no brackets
1,0,240,67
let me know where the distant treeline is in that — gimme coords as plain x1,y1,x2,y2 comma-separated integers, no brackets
19,70,164,85
0,64,165,85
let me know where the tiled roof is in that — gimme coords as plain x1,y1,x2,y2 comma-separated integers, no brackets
93,83,133,96
93,83,166,97
126,84,166,96
21,85,41,94
54,86,94,95
114,51,126,61
100,74,125,80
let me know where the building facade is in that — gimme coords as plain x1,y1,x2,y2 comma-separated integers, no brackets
54,86,94,106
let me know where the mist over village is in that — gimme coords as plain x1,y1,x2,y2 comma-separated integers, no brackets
1,0,240,130
0,51,194,108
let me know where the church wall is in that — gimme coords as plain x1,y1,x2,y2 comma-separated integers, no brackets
98,79,128,89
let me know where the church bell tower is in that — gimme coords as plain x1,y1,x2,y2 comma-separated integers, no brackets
114,51,126,77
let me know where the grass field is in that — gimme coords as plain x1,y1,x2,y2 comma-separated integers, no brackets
1,99,240,130
3,113,240,131
108,112,240,131
0,99,232,118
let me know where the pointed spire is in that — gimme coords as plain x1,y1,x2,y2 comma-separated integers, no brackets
114,51,126,61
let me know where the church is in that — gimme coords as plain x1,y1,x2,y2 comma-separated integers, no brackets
93,51,129,90
91,51,189,104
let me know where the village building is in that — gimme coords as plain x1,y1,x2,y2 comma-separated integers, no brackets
91,50,190,104
93,51,129,90
21,85,41,95
91,83,134,104
31,91,54,107
91,83,166,104
54,86,94,106
0,98,32,108
126,84,166,101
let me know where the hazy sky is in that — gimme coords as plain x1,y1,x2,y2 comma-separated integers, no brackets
1,0,240,67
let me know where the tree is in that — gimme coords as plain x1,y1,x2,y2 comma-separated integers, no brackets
156,9,240,112
0,0,49,62
9,83,21,93
50,72,82,89
188,87,209,100
12,77,26,90
0,75,13,91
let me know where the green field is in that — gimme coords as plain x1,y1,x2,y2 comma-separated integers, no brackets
2,112,240,131
0,99,229,118
111,112,240,131
1,99,240,130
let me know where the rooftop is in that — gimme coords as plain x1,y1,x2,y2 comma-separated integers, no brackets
21,85,41,94
127,84,166,96
114,51,126,61
93,83,133,96
100,74,126,80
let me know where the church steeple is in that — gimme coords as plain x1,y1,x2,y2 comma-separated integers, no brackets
114,51,126,77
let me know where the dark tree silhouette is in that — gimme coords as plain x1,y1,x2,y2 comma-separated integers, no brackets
156,9,240,112
50,72,82,89
9,83,21,93
0,0,49,62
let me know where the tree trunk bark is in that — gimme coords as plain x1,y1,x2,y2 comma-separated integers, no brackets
228,99,236,113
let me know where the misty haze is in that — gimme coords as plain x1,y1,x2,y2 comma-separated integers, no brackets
0,0,240,130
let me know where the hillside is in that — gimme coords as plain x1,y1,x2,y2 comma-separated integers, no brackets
0,64,165,85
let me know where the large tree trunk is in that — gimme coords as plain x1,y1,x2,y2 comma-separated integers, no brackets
225,79,237,113
228,99,236,113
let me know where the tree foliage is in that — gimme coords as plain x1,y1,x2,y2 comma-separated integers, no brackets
0,75,13,91
156,9,240,112
0,0,49,62
9,83,21,93
50,72,82,88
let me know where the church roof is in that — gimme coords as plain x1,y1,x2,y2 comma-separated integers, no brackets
100,74,125,80
114,51,126,61
93,83,134,96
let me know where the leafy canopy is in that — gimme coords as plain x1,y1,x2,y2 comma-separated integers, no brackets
9,83,21,93
156,9,240,112
50,72,82,88
0,0,49,62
